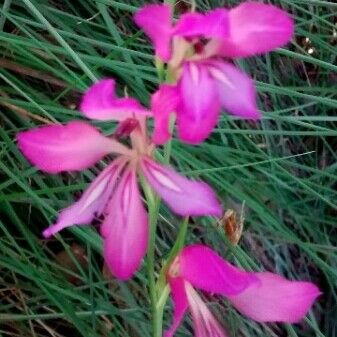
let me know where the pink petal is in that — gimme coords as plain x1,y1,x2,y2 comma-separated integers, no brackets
151,84,180,145
140,158,222,217
102,168,148,280
177,62,221,144
207,60,261,119
80,79,150,121
185,282,229,337
228,272,321,322
42,158,127,238
173,9,229,39
164,277,189,337
179,245,258,296
134,4,172,62
17,121,123,173
218,2,294,58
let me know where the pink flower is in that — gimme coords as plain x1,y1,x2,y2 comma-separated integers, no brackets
134,4,230,62
134,2,294,144
165,245,321,337
17,79,222,280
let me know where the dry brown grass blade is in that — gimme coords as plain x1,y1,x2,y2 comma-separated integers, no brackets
0,89,53,124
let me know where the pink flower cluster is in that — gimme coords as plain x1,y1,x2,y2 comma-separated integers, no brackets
18,79,222,279
16,2,320,336
134,2,294,143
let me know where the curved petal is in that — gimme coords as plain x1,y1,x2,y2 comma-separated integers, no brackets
80,79,150,121
207,60,260,119
173,9,229,39
42,158,127,238
218,2,294,58
179,245,258,296
102,168,148,280
164,277,189,337
134,4,172,61
151,84,180,145
17,121,125,173
228,272,321,322
141,158,222,217
185,282,229,337
177,62,221,144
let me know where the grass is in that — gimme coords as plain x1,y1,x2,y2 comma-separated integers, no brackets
0,0,336,336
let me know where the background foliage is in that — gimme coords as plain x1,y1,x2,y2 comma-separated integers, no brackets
0,0,336,336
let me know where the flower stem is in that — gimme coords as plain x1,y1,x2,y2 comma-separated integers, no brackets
145,184,161,337
144,187,189,337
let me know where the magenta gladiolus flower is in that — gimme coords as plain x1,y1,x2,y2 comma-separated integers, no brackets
17,79,222,280
165,245,320,337
134,2,294,144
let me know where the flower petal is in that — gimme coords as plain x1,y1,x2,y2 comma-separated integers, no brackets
164,277,189,337
102,168,148,280
42,158,127,238
80,79,150,121
151,84,180,144
134,4,172,61
17,121,124,173
179,245,258,296
173,9,229,39
207,60,260,119
177,62,221,144
228,272,321,322
141,158,222,217
185,282,229,337
218,2,294,58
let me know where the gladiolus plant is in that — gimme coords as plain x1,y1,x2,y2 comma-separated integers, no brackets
16,2,320,337
18,79,221,279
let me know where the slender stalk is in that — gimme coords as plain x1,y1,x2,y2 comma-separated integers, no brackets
143,189,189,337
147,3,178,332
155,285,170,335
144,182,161,337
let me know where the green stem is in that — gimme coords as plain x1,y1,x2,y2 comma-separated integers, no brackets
157,217,189,296
143,190,189,337
155,284,170,334
144,182,161,337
